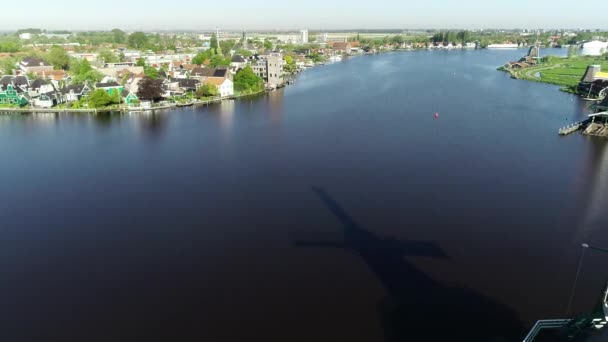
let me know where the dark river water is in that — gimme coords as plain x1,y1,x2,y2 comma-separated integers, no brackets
2,49,608,341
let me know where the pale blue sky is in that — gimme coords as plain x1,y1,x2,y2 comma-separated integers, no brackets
7,0,608,31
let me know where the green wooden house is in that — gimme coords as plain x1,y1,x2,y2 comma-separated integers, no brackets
0,85,29,107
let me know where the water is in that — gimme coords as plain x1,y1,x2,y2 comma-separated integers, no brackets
1,49,607,341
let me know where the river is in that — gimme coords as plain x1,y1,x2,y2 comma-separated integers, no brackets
1,49,607,341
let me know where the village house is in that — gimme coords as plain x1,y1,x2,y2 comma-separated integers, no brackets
19,57,54,76
95,81,124,96
230,55,248,72
203,77,234,98
190,67,230,82
124,73,146,94
121,90,140,107
332,42,353,55
61,84,91,102
98,66,144,78
0,84,29,106
29,78,65,108
163,78,201,96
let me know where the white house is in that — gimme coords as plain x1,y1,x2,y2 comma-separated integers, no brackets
204,77,234,98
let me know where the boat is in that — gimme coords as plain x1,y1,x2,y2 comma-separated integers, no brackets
328,55,342,63
176,102,194,107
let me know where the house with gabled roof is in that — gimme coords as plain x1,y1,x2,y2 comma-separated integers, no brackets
19,57,54,76
95,81,124,96
230,55,248,72
61,84,91,102
190,67,230,82
203,77,234,98
0,85,29,106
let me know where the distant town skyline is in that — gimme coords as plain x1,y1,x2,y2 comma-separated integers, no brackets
4,0,608,31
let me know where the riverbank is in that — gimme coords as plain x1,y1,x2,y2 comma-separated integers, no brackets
0,88,268,115
500,56,608,92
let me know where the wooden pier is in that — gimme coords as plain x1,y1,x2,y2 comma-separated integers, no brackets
558,119,591,136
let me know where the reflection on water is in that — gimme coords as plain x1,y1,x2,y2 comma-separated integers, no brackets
138,112,168,141
266,90,284,124
94,112,120,128
219,100,235,136
578,139,608,239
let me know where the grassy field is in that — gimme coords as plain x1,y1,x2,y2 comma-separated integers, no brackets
505,56,608,89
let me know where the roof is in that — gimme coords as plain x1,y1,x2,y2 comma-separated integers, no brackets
203,77,228,86
43,70,66,81
95,82,121,88
191,67,229,78
13,76,29,86
173,78,200,89
61,84,87,95
231,55,247,63
21,57,52,67
30,78,50,90
0,75,12,87
332,42,351,50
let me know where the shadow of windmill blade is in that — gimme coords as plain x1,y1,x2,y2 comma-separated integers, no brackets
387,238,449,258
311,186,360,230
297,186,526,341
292,241,347,248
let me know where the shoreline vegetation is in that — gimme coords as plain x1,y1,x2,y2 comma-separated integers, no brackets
499,55,608,93
0,87,267,114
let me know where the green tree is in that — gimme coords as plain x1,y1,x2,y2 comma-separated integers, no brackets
192,50,213,65
220,40,236,56
72,70,103,85
234,66,264,92
112,29,126,44
235,49,253,57
210,33,218,52
46,46,70,70
209,54,231,68
284,55,297,74
457,31,471,44
128,32,148,49
263,39,273,50
0,40,21,53
99,49,118,63
88,89,113,108
196,84,218,98
144,66,158,79
136,58,146,67
0,57,17,75
76,58,92,74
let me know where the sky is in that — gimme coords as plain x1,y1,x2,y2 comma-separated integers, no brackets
5,0,608,31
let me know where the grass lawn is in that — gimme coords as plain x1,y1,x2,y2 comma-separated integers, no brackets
506,56,608,88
